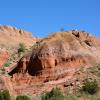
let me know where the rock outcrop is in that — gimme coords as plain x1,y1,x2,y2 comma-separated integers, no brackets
10,30,100,75
8,30,100,95
0,49,8,67
0,25,38,47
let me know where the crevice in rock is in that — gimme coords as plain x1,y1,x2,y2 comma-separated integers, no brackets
55,59,57,66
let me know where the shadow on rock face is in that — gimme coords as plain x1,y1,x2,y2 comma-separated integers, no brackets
27,56,43,76
9,55,43,76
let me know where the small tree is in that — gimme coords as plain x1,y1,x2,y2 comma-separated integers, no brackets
18,43,26,57
0,90,11,100
16,95,30,100
60,27,65,32
41,87,66,100
82,79,99,95
4,62,10,67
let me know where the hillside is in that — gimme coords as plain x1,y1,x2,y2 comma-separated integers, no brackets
0,25,39,67
0,29,100,100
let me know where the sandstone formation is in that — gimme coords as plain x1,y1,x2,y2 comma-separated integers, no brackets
7,30,100,95
0,25,38,47
10,30,100,76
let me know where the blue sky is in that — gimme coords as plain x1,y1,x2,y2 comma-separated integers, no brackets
0,0,100,37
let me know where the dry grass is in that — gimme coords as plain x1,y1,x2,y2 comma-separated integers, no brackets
44,32,74,43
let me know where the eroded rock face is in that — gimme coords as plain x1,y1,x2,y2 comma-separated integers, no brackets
0,49,8,67
0,76,7,90
8,30,100,95
10,31,100,77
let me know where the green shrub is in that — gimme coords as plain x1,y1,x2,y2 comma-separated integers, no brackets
82,79,99,95
41,87,66,100
16,95,30,100
18,43,26,53
18,43,26,56
4,62,10,67
0,90,11,100
66,95,77,100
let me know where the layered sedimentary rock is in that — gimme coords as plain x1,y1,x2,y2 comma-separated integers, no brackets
10,30,100,75
7,30,100,95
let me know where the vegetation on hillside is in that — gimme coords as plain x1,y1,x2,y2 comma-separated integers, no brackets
82,79,99,95
16,95,30,100
18,43,26,57
0,90,11,100
41,87,66,100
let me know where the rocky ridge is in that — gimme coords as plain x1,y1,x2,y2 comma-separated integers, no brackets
0,25,38,47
